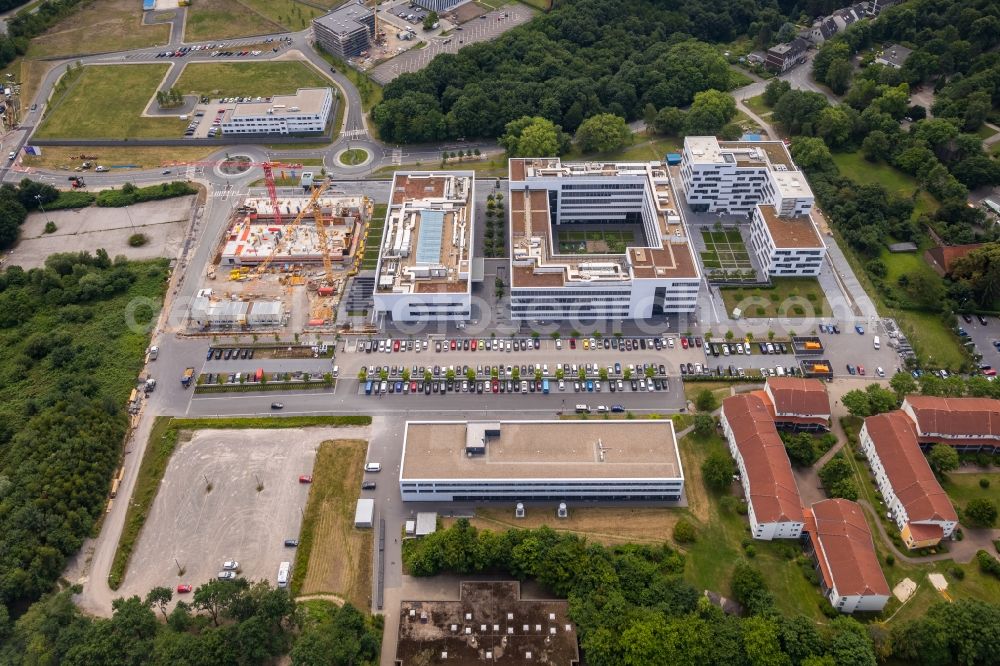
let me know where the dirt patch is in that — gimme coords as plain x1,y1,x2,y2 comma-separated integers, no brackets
893,577,916,602
298,439,373,610
444,506,682,545
451,2,489,23
27,0,170,58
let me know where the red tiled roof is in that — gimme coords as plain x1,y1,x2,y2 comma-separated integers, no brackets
904,396,1000,441
765,377,830,418
722,394,804,524
811,499,890,597
863,412,957,524
907,522,943,542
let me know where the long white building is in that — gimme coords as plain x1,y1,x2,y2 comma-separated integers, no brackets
373,172,474,322
749,204,825,276
399,420,684,502
859,411,958,549
507,158,700,321
221,88,333,135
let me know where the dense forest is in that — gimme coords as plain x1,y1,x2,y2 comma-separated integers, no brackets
404,521,1000,665
0,0,90,69
0,253,167,619
372,0,775,143
0,580,381,665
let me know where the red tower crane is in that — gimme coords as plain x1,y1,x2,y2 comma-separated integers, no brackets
162,159,303,226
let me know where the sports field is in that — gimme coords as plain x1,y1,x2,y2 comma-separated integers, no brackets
700,228,753,270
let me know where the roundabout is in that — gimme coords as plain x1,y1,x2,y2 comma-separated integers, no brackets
335,147,372,168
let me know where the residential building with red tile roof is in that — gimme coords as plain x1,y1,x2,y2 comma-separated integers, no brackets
859,412,958,549
760,377,831,431
720,393,804,540
901,396,1000,453
804,499,890,613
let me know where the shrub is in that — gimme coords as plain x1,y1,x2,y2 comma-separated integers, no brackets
743,544,756,558
128,233,149,247
949,566,965,581
44,221,57,233
885,554,895,566
981,478,991,489
976,550,1000,579
673,519,697,544
96,181,197,207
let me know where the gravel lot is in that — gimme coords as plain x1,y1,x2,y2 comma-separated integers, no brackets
119,428,328,599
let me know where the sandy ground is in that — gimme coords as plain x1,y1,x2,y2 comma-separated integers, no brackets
5,196,194,269
893,577,916,602
118,427,363,602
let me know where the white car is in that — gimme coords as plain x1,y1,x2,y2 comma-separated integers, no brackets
558,379,565,391
217,571,237,581
876,366,885,377
222,560,239,570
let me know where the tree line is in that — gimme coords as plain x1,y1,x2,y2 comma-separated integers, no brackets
0,0,90,71
0,579,380,665
373,0,770,144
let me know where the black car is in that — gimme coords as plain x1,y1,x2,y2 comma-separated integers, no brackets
534,338,541,350
271,402,284,409
962,314,973,324
978,315,989,326
284,539,299,547
207,348,215,360
240,348,249,359
224,349,233,360
361,481,376,490
630,379,638,391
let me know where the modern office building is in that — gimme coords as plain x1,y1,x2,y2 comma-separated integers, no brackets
901,396,1000,453
312,2,375,59
859,411,958,549
804,499,891,613
507,158,700,320
399,420,684,502
749,204,825,276
372,171,474,323
220,88,333,135
720,393,804,540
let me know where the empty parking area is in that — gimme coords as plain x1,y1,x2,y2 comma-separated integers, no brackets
700,228,753,271
119,428,324,599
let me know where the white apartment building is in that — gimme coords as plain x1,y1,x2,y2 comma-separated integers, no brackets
720,393,804,540
507,158,700,321
221,88,333,135
680,137,814,216
859,412,958,549
399,420,684,502
373,172,474,322
749,204,826,276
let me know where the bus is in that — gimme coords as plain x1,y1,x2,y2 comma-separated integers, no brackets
277,561,290,588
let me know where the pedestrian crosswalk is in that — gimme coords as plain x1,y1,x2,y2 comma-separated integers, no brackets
342,128,367,139
392,148,401,165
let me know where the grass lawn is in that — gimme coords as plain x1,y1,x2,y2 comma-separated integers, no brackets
720,277,832,319
359,203,387,270
22,145,216,170
26,0,169,58
895,310,967,370
36,65,186,140
175,60,329,99
682,381,732,408
701,228,753,272
184,0,283,40
976,124,997,140
743,94,772,118
941,472,1000,507
294,439,372,609
338,148,368,166
832,150,938,218
239,0,324,31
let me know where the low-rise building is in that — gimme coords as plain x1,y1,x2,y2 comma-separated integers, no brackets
765,37,810,72
312,3,375,59
901,396,1000,453
720,394,804,540
373,171,474,323
749,204,826,276
399,420,684,502
804,499,890,613
220,88,333,136
875,44,913,69
507,158,700,320
761,377,831,431
859,411,958,548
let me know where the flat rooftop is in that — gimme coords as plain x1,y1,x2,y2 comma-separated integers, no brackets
684,136,795,170
396,581,579,665
401,420,682,480
757,205,824,249
313,3,372,35
228,87,330,119
376,172,474,295
508,158,698,288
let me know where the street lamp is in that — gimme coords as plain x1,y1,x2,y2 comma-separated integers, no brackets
34,195,52,228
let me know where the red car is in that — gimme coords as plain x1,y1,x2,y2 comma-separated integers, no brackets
680,337,689,349
410,380,418,392
299,475,313,483
857,365,865,376
450,340,457,350
392,340,400,352
491,379,499,393
176,584,192,594
471,339,477,351
569,338,576,349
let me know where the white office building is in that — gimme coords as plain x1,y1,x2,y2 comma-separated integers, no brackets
221,88,333,135
373,172,474,323
507,158,700,321
399,420,685,502
749,204,825,276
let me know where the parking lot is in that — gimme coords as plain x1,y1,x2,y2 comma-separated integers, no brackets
369,6,534,84
118,428,323,600
958,313,998,371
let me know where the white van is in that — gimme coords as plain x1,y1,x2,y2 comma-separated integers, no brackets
873,336,881,350
277,561,290,588
364,462,381,473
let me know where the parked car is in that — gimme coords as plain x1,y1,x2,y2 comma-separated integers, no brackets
271,402,283,409
176,584,192,593
361,481,376,490
284,539,299,547
299,475,313,483
217,571,237,581
222,560,239,570
855,325,865,334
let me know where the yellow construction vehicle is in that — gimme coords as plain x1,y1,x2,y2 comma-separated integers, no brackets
246,181,331,287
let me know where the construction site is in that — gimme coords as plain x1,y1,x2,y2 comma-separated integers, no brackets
191,177,373,332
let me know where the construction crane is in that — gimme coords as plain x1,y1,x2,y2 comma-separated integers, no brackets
161,158,303,227
247,179,330,284
312,199,336,287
